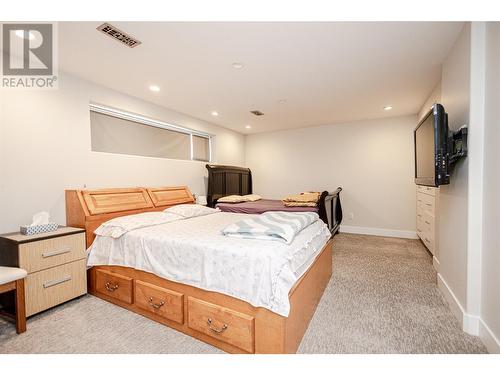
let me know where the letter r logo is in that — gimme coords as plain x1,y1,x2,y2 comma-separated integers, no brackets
2,24,53,76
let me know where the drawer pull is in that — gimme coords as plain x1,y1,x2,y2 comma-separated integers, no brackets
42,247,71,258
207,318,228,334
426,203,432,207
43,275,72,289
417,214,422,217
105,282,119,292
148,297,165,309
425,220,430,225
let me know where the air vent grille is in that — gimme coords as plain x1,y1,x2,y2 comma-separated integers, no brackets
97,23,142,48
250,110,264,116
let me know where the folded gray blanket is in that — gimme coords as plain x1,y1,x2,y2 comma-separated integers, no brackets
221,211,319,244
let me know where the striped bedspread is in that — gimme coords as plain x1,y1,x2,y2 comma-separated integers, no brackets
221,211,320,244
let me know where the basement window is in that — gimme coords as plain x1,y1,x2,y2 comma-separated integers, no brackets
89,104,212,162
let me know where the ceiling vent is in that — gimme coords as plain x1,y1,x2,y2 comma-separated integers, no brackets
97,23,142,48
250,110,264,116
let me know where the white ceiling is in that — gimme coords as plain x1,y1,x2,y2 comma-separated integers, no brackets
59,22,464,134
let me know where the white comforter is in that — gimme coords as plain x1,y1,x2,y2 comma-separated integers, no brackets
87,212,331,317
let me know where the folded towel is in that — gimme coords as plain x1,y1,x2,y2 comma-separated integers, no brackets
221,211,319,244
282,191,320,206
283,201,318,207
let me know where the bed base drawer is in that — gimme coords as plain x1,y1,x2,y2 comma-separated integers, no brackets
134,280,184,324
187,296,255,353
95,269,133,304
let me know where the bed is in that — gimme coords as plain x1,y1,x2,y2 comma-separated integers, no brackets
206,164,343,234
65,186,333,354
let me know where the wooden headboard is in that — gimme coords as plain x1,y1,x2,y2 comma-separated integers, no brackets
206,164,252,207
66,186,194,247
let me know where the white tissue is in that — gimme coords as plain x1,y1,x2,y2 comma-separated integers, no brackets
30,211,50,226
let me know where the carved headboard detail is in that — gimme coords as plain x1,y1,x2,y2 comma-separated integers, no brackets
66,186,194,247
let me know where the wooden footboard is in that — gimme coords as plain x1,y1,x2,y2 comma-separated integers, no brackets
88,239,332,354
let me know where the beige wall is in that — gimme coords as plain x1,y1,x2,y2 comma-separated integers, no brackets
418,82,442,121
435,23,471,311
480,22,500,352
245,115,418,237
0,72,245,233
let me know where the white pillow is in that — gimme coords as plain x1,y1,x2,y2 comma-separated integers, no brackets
243,194,262,202
94,212,182,238
164,204,220,218
217,194,262,203
217,195,247,203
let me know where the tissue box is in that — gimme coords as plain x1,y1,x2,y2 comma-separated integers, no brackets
20,222,59,236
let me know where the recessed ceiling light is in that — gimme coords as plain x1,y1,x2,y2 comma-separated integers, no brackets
384,105,393,111
211,111,219,116
149,85,160,92
232,62,244,69
15,30,35,40
245,125,252,129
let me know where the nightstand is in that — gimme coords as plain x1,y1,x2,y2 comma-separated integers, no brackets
0,227,87,316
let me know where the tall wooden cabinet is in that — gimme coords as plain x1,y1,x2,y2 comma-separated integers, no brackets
416,185,439,258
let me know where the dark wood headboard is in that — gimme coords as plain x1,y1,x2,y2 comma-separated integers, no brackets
206,164,343,235
206,164,252,207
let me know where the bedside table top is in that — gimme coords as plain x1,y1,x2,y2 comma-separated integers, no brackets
0,226,85,244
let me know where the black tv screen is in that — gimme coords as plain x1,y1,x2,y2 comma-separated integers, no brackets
414,104,449,187
415,114,435,180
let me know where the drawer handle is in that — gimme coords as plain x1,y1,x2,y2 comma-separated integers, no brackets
425,220,430,225
426,203,432,207
43,275,72,289
42,247,71,258
148,297,165,309
207,318,228,334
417,214,422,217
105,282,119,292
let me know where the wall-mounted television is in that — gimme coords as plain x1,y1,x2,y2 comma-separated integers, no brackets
414,104,449,187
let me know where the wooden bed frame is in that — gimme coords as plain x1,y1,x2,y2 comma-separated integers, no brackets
206,164,343,234
66,186,333,354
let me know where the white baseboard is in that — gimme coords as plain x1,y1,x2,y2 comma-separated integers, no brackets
479,318,500,354
432,256,440,273
437,273,480,336
340,225,418,239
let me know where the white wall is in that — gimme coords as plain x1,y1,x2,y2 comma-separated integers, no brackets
245,115,418,237
418,82,442,121
434,23,471,315
0,72,245,233
479,22,500,353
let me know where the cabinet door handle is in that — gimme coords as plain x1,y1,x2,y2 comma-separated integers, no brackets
42,247,71,258
43,275,72,289
148,297,165,309
417,214,422,217
425,220,430,225
105,282,119,292
207,318,228,334
426,203,432,207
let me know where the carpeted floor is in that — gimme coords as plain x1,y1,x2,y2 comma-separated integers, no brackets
0,233,487,354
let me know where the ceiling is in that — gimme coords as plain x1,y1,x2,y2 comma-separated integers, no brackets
59,22,464,134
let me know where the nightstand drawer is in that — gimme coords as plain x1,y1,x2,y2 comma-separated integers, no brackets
19,232,86,273
25,259,87,316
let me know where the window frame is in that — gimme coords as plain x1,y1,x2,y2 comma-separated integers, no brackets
89,103,213,162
